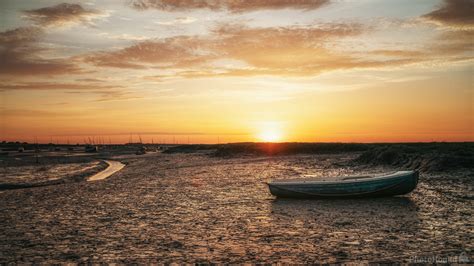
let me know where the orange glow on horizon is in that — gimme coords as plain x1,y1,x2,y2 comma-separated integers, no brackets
258,130,283,142
256,122,284,142
0,2,472,144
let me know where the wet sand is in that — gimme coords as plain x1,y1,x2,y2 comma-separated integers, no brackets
0,152,472,263
0,160,108,189
0,161,103,184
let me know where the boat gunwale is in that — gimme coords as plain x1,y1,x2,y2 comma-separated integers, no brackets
268,170,415,186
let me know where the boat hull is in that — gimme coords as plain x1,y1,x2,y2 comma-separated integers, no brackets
268,171,419,198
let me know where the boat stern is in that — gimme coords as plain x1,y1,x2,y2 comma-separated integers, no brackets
267,183,303,198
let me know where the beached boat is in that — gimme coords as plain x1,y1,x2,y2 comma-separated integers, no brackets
267,170,419,198
85,145,98,153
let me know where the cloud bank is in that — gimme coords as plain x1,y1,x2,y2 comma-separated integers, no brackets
422,0,473,28
0,27,82,76
130,0,330,12
22,3,104,28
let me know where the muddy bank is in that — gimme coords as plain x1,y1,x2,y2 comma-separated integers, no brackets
0,153,471,263
0,155,99,167
355,143,474,172
0,161,108,190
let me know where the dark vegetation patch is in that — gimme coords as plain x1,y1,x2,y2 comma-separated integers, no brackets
164,142,474,173
215,142,370,156
355,142,474,172
162,144,217,154
164,142,369,156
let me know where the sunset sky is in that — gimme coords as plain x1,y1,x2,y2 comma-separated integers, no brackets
0,0,472,143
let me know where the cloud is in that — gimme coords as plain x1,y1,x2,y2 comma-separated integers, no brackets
65,89,140,102
85,23,433,77
199,23,414,76
84,21,471,79
129,0,329,12
433,30,474,55
97,32,149,41
45,131,248,136
0,109,64,118
0,81,137,102
0,27,82,76
155,16,197,25
22,3,105,28
85,23,366,71
422,0,474,29
75,78,106,82
161,58,419,79
95,92,142,102
420,0,473,57
0,82,120,91
370,49,426,58
84,36,216,69
211,23,365,72
0,26,41,46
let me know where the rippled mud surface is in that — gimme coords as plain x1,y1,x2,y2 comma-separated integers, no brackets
0,153,472,263
0,161,103,184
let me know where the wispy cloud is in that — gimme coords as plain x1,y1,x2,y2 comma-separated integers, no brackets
84,22,426,77
370,50,426,58
97,32,149,41
84,36,216,69
22,3,106,28
129,0,330,12
155,16,197,25
84,23,366,73
1,109,66,117
432,30,474,55
0,82,120,91
0,81,138,102
210,23,366,74
0,27,82,76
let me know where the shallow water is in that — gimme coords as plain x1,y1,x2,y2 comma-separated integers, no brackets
0,153,472,263
88,160,125,181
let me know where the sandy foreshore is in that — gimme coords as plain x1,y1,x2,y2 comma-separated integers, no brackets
0,150,472,263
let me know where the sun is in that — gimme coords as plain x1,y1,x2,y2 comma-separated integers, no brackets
257,126,283,142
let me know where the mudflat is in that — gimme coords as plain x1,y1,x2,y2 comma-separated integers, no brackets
0,150,472,263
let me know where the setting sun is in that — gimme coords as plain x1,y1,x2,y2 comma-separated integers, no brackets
258,130,282,142
257,122,284,142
